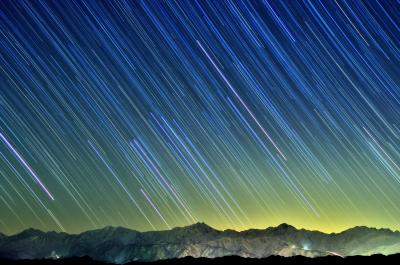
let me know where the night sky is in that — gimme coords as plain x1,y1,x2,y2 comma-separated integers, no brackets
1,0,400,235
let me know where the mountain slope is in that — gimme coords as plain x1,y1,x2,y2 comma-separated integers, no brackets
0,223,399,263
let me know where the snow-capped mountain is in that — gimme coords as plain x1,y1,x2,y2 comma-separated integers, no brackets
0,223,399,263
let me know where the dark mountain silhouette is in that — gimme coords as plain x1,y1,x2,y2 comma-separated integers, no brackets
2,255,400,265
1,223,400,264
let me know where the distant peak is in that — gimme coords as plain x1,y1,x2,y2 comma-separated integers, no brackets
181,222,216,232
189,222,211,228
265,223,297,234
191,222,209,227
339,226,384,235
349,225,371,230
276,223,296,230
88,226,134,234
103,225,117,230
17,228,44,237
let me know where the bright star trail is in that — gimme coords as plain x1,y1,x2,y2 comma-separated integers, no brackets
0,0,400,235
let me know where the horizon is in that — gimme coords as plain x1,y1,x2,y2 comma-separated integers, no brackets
3,221,400,237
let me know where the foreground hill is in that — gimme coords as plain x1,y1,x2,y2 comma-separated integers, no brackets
1,223,400,263
2,255,400,265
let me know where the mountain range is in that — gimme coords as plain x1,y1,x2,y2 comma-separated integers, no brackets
1,223,399,264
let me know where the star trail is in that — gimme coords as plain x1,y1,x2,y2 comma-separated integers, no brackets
0,0,400,235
